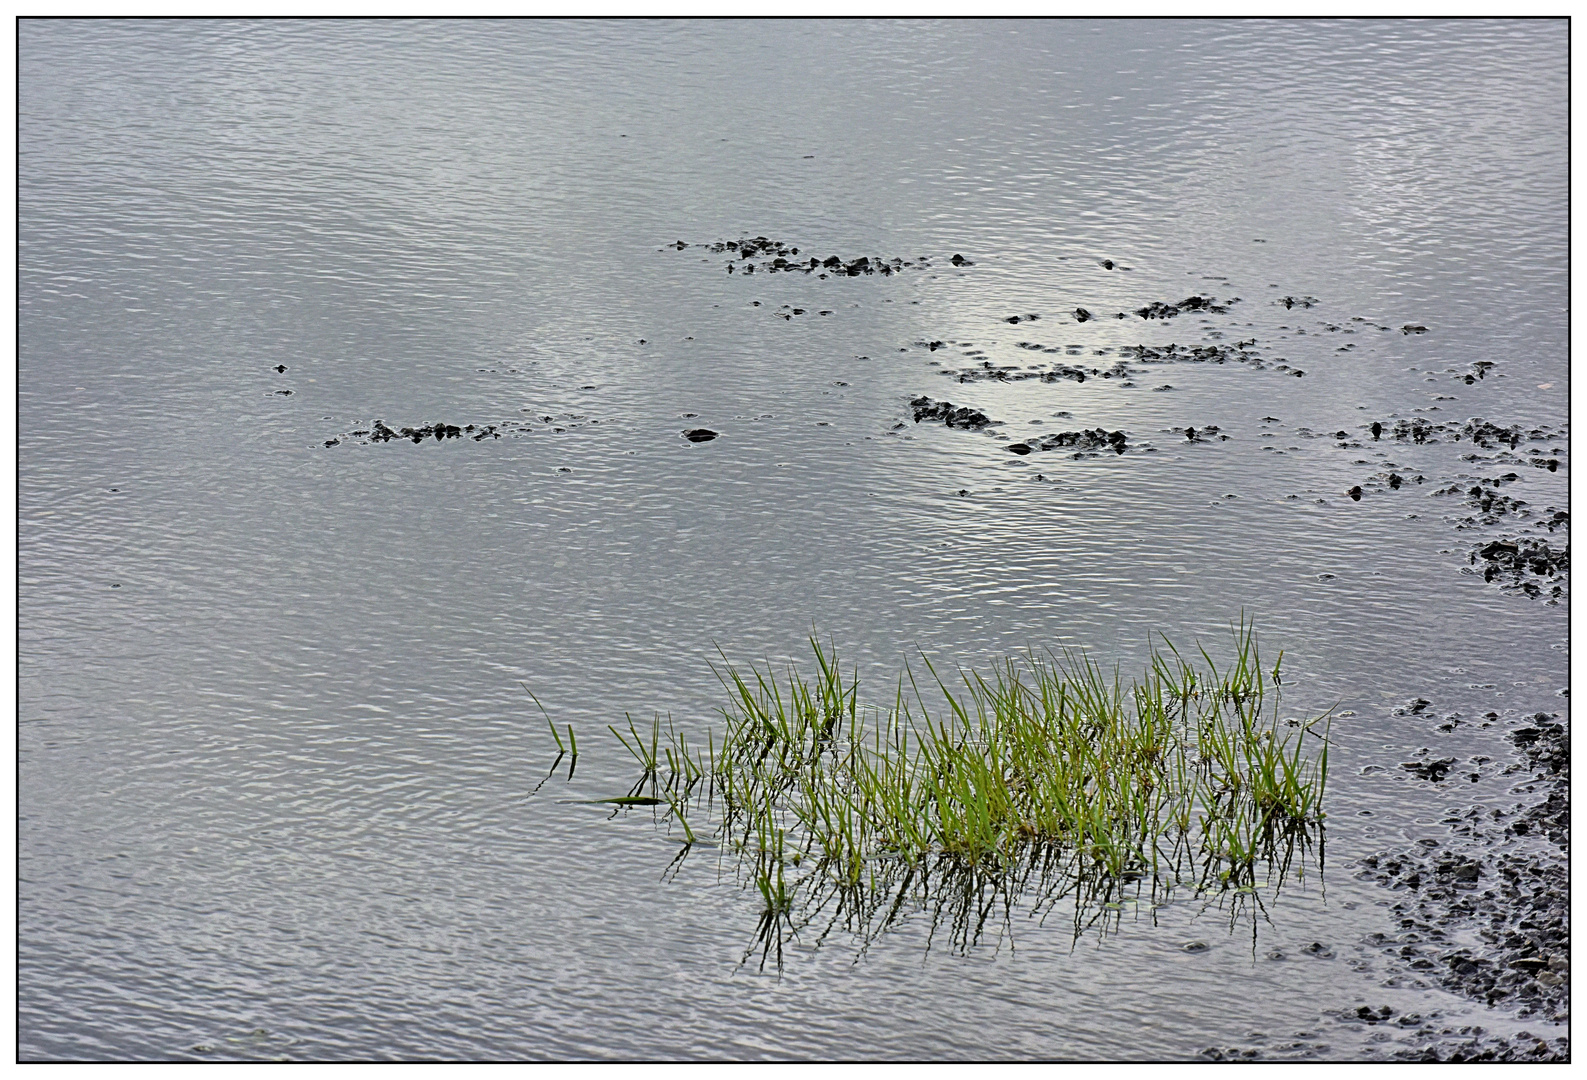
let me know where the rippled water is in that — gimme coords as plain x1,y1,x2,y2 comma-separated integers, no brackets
20,19,1568,1060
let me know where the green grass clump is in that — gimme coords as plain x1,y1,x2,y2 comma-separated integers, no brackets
599,620,1329,964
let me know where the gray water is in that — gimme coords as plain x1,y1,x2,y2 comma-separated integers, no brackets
20,19,1568,1061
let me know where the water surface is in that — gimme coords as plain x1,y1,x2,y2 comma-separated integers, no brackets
20,18,1568,1060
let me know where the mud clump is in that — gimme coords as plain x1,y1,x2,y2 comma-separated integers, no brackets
364,421,484,444
1469,538,1568,598
1401,757,1457,782
1006,428,1127,457
1134,294,1233,319
1509,714,1567,779
909,396,993,430
1177,424,1226,443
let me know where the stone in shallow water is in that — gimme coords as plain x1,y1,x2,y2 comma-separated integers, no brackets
682,428,719,443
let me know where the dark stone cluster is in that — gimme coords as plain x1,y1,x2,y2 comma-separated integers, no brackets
1177,424,1225,443
678,236,949,277
1400,757,1457,782
1437,475,1530,527
1396,1031,1568,1063
1124,340,1300,375
1510,713,1568,779
1005,428,1127,457
362,420,499,444
1354,707,1569,1033
1133,294,1232,319
942,356,1114,384
1469,537,1568,597
1358,848,1568,1016
909,396,992,430
1375,417,1562,449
